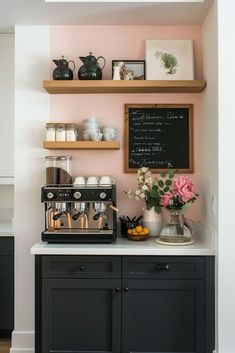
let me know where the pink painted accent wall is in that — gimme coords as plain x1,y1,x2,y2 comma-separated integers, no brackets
50,25,203,220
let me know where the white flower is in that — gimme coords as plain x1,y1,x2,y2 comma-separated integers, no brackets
135,196,140,201
142,185,148,191
135,190,141,195
140,193,146,199
141,167,148,173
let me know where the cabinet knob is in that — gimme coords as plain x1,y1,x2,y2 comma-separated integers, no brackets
80,266,86,271
115,287,120,292
155,264,170,272
124,287,129,292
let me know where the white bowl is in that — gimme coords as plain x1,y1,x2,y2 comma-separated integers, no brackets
90,132,103,141
83,117,99,123
103,133,116,141
103,127,117,133
82,133,90,141
83,122,99,130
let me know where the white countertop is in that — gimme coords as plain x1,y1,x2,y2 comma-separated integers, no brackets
30,236,215,256
0,221,14,236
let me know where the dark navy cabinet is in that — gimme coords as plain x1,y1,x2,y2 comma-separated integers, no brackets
0,237,14,337
35,255,215,353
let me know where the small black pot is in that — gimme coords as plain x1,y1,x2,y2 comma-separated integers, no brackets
120,220,141,238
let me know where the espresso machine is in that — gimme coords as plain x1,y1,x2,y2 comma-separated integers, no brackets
41,185,118,243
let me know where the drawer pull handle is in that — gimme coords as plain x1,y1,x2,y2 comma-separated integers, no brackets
155,264,170,272
80,266,86,271
124,287,129,292
115,287,120,292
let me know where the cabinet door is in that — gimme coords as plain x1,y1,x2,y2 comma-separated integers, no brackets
122,279,204,353
42,278,121,353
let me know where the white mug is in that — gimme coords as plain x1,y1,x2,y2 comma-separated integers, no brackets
99,175,113,185
87,176,99,185
73,176,86,185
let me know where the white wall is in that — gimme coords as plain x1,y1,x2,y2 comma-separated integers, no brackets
201,1,218,351
11,26,50,353
218,1,235,352
0,34,14,178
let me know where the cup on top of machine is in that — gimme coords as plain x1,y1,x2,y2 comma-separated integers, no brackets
73,176,86,185
99,176,113,186
86,176,99,185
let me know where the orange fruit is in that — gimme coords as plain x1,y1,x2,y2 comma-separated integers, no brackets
143,227,149,235
135,225,143,233
127,229,132,235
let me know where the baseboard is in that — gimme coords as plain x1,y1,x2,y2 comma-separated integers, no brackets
10,331,34,353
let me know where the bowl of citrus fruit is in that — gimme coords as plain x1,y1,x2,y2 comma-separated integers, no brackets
127,225,150,241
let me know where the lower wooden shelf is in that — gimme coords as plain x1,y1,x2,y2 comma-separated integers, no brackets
43,141,120,150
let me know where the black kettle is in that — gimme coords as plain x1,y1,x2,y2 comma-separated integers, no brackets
53,56,75,80
78,52,106,80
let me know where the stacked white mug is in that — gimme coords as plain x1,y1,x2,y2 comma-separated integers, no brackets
82,117,102,141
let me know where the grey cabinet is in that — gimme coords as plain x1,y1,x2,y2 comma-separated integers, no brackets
35,255,214,353
0,237,14,336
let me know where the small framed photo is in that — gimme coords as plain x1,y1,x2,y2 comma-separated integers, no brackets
146,39,194,80
112,60,145,80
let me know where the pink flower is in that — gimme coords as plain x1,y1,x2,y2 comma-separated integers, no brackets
161,192,173,207
172,176,196,203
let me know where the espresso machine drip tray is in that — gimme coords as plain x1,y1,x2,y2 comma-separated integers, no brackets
42,229,116,243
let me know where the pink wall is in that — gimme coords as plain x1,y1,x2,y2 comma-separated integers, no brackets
50,25,203,220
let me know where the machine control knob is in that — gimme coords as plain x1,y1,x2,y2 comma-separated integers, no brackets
74,191,82,200
100,192,107,199
46,192,54,200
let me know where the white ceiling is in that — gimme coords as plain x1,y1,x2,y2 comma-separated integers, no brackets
0,0,214,33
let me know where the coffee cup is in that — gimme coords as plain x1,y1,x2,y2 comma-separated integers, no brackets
90,132,103,141
99,175,113,186
73,176,86,185
87,176,99,185
103,133,116,141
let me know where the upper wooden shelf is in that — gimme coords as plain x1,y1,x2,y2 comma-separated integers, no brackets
43,80,206,94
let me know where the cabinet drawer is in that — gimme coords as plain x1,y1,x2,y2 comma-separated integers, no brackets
42,255,121,278
122,256,204,279
0,257,14,279
0,237,14,255
0,280,13,302
0,302,14,329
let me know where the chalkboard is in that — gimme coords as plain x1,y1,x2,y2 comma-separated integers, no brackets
124,104,193,173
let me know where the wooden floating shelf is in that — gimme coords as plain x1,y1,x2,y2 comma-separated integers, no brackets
43,141,120,150
43,80,206,94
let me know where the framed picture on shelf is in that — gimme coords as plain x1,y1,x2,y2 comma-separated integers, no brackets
145,39,194,80
112,60,145,80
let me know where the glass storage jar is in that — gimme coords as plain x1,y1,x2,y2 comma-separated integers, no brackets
55,123,66,141
58,156,72,185
45,123,56,141
66,123,78,141
45,156,59,185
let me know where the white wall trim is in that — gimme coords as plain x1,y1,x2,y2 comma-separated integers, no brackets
10,331,34,353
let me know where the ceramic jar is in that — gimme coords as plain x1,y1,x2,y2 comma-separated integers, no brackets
142,207,162,236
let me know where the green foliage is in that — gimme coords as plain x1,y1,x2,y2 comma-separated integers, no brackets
160,52,178,75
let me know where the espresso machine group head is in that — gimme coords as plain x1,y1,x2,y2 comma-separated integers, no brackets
41,184,118,243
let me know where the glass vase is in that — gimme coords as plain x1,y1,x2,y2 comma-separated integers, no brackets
143,207,162,237
159,209,192,244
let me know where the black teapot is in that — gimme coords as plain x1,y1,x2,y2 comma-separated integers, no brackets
53,56,75,80
78,52,106,80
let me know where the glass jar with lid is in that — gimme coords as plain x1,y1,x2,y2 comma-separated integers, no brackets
46,123,56,141
55,123,66,141
45,156,59,185
66,123,79,141
58,156,72,185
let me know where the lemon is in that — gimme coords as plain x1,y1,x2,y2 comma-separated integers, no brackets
127,229,132,235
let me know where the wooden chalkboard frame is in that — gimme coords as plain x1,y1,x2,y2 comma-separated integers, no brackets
124,104,193,173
